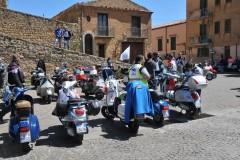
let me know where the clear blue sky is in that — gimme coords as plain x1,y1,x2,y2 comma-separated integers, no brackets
8,0,186,27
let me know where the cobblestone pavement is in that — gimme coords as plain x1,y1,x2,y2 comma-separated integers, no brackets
0,73,240,160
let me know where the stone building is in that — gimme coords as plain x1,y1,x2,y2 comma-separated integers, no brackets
187,0,240,62
151,20,186,58
52,0,153,63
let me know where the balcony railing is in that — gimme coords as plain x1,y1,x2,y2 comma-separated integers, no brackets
189,8,213,21
95,26,115,37
126,28,149,38
189,36,213,46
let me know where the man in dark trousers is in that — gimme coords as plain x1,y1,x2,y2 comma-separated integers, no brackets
144,52,156,80
0,55,25,123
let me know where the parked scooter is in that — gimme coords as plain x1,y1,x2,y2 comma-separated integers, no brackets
75,70,87,87
31,68,45,89
101,80,154,133
161,71,207,118
36,75,55,104
81,73,105,100
4,86,40,152
52,80,101,144
203,64,217,81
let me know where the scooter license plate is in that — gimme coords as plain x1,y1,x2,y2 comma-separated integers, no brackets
20,132,31,143
162,110,169,118
76,122,87,134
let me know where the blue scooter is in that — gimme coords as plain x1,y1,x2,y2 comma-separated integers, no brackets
4,86,40,152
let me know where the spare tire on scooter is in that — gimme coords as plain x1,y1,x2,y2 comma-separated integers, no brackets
95,92,104,100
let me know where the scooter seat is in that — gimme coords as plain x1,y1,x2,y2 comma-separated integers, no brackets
175,84,189,90
68,98,85,103
149,90,164,101
15,100,31,109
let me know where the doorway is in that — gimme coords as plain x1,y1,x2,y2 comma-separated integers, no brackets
99,44,105,58
85,34,93,55
225,46,230,61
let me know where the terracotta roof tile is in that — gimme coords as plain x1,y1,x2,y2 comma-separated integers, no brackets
78,0,151,12
152,20,186,29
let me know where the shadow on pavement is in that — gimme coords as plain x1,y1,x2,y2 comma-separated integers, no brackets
0,133,30,158
33,97,57,105
36,125,82,148
88,118,142,141
224,73,240,77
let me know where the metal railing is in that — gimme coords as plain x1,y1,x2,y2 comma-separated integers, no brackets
189,35,213,46
95,26,115,37
126,28,149,38
189,8,213,20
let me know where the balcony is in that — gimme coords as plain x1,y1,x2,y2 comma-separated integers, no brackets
95,26,115,38
189,36,213,46
126,28,149,38
189,8,213,21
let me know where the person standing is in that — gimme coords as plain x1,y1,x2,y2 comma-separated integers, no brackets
144,52,157,80
63,27,72,50
54,26,62,48
176,52,185,73
0,55,25,123
106,58,113,69
129,55,151,85
0,59,5,88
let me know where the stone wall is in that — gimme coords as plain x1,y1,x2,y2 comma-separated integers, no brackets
0,34,128,80
0,8,80,52
0,0,7,8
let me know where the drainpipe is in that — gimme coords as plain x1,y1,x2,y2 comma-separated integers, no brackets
236,44,238,59
166,26,168,56
80,5,83,53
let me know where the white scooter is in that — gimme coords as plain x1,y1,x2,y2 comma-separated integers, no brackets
52,80,101,144
36,75,55,104
162,71,207,118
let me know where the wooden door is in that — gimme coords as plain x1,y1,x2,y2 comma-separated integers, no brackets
122,42,144,63
85,34,93,55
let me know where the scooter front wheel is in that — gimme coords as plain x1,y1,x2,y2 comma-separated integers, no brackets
101,106,114,119
206,74,213,81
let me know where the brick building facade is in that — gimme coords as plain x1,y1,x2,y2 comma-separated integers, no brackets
187,0,240,62
151,20,186,59
52,0,152,63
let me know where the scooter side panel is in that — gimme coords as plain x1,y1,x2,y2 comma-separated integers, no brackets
175,90,193,102
9,117,19,141
30,115,40,141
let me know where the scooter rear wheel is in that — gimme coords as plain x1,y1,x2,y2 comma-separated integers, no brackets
46,95,52,104
76,134,84,145
153,113,164,126
22,143,31,152
128,121,139,134
186,106,198,118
